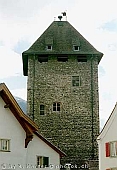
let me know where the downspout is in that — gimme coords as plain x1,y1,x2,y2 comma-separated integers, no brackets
90,55,94,159
32,54,36,121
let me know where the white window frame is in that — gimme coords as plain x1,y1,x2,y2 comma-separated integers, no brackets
46,45,52,51
73,45,80,51
0,139,10,152
110,141,117,157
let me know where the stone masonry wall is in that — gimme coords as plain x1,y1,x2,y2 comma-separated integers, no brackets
27,54,99,168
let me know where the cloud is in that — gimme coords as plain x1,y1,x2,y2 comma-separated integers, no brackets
101,19,117,32
14,40,31,54
0,75,27,89
0,0,53,48
11,88,27,100
0,46,22,78
99,49,117,123
0,0,52,19
0,0,116,51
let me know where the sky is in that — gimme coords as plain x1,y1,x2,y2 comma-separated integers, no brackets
0,0,117,129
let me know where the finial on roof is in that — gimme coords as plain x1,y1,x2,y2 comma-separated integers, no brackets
58,15,62,21
57,11,67,21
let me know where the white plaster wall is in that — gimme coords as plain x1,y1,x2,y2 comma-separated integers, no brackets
26,134,60,170
0,97,27,169
98,105,117,170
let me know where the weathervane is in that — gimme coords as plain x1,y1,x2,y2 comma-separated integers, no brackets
55,11,67,21
62,11,67,21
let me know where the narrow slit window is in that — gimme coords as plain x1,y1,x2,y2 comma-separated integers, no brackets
77,55,87,62
57,103,60,111
72,76,81,87
38,55,48,63
40,105,45,115
53,102,60,111
53,103,56,111
57,55,68,62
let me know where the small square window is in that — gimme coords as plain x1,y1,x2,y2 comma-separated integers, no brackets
72,76,81,87
46,45,52,51
37,156,49,168
0,139,10,151
73,45,80,51
53,102,60,112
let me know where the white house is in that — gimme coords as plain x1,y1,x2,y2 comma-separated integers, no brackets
0,83,66,170
97,102,117,170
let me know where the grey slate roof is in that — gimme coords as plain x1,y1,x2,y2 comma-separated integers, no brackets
22,21,103,75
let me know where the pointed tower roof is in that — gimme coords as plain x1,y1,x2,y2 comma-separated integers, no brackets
22,21,103,75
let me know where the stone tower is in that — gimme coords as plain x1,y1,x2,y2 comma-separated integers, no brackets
22,17,103,169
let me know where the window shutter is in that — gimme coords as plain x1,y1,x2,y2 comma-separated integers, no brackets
105,142,110,157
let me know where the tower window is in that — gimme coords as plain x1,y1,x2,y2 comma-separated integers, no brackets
53,102,60,111
77,55,87,62
46,45,52,51
73,45,80,51
37,156,49,168
57,55,68,62
38,55,48,63
72,76,81,86
40,105,45,115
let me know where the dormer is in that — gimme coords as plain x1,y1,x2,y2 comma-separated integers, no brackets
45,37,53,51
72,39,80,51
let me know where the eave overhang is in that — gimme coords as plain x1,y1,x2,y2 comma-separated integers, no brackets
0,83,39,147
22,51,103,76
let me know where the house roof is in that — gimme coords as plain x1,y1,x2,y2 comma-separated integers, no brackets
97,102,117,140
0,83,66,157
22,21,103,76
